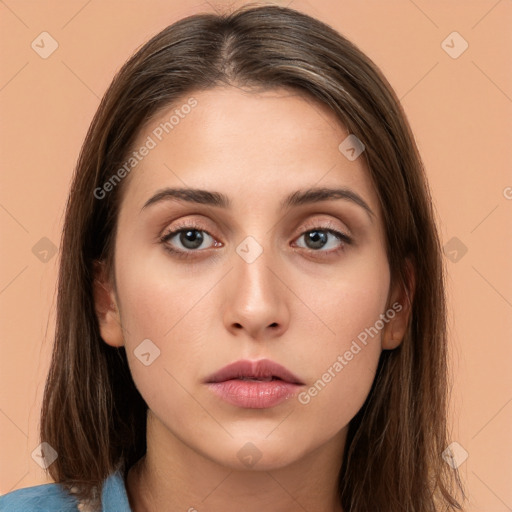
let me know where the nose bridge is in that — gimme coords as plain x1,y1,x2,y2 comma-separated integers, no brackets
234,234,278,307
224,234,288,337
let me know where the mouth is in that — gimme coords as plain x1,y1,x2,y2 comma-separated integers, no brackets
235,376,283,381
204,359,304,409
204,358,304,385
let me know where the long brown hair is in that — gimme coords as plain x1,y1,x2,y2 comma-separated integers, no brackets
40,3,465,510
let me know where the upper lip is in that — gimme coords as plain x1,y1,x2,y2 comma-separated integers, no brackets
205,358,304,385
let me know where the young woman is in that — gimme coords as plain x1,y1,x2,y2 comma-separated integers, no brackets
0,4,465,511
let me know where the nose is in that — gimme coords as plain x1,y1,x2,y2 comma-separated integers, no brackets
222,241,290,340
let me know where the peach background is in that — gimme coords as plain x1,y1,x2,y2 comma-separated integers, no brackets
0,0,511,510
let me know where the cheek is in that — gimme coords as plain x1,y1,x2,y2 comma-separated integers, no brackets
113,254,220,396
115,248,209,342
294,252,390,357
290,255,389,430
116,270,207,424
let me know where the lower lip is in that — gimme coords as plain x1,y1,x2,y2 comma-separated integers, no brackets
206,379,302,408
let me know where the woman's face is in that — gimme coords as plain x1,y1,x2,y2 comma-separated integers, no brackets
96,86,407,471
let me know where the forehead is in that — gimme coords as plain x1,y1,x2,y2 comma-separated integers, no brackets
118,86,379,217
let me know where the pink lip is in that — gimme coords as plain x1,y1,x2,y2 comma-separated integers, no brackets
204,359,304,409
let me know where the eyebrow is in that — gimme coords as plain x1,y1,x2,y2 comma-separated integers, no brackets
141,186,375,220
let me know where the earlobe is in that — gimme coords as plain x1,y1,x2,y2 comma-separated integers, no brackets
92,260,124,348
382,258,416,350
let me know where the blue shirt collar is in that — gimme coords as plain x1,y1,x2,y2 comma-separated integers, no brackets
100,469,132,511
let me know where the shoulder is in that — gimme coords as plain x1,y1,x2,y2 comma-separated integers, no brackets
0,481,79,511
0,470,131,512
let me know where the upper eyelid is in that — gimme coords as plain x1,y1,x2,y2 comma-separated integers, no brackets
300,217,350,234
163,213,351,235
163,220,350,238
161,222,215,240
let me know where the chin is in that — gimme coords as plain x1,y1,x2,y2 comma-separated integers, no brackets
212,437,306,472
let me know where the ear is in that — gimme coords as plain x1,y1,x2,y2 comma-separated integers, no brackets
381,257,415,350
92,260,124,348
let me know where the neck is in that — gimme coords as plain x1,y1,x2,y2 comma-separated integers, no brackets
126,411,346,512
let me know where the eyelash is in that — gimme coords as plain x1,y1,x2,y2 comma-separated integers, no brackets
159,221,352,260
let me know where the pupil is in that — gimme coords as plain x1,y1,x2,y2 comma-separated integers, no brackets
180,229,203,249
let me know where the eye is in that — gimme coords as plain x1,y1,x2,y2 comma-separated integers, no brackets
293,225,352,256
159,221,352,260
159,223,221,259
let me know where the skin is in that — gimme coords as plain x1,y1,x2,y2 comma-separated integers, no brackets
93,86,413,512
